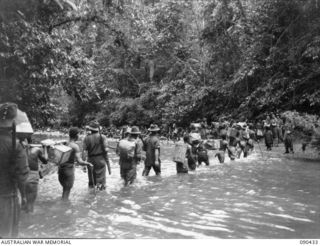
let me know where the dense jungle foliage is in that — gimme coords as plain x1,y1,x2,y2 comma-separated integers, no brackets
0,0,320,128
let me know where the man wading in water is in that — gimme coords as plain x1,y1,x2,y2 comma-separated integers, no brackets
0,103,29,238
20,138,48,213
117,126,142,186
142,124,161,176
58,128,93,201
83,121,110,190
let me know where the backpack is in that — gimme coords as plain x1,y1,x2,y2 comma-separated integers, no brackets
118,139,137,162
173,141,187,163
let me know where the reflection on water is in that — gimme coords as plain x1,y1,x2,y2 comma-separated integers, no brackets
20,142,320,238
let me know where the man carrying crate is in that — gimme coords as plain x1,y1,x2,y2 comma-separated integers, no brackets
173,136,189,174
20,139,48,213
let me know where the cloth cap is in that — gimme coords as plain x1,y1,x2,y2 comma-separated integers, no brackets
0,102,18,127
0,102,17,120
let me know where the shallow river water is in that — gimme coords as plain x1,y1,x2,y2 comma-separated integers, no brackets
19,140,320,239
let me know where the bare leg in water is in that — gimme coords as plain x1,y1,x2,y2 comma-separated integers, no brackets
62,187,71,201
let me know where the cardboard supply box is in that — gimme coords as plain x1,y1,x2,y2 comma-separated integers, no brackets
173,142,187,163
49,144,72,165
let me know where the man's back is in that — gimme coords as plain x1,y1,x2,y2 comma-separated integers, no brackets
28,147,47,171
0,131,29,196
144,135,160,165
118,138,137,168
83,133,107,156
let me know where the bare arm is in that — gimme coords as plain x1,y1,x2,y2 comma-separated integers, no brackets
38,149,48,164
75,152,93,167
154,137,161,166
135,141,142,162
155,148,160,166
15,142,30,184
82,138,87,160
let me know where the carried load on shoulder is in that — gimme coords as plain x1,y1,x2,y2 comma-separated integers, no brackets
173,140,188,163
41,139,71,165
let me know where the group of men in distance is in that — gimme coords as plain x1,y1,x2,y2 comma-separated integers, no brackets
168,114,297,174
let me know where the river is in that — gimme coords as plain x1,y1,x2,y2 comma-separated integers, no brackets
19,140,320,239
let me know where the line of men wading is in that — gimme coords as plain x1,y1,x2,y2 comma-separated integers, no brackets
0,101,300,238
0,102,164,238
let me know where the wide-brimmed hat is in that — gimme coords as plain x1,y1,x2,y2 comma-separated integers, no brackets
148,124,160,132
128,126,141,135
87,120,101,131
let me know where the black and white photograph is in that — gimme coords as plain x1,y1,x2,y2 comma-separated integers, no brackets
0,0,320,241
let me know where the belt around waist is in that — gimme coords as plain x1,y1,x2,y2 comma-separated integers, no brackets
88,153,104,158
